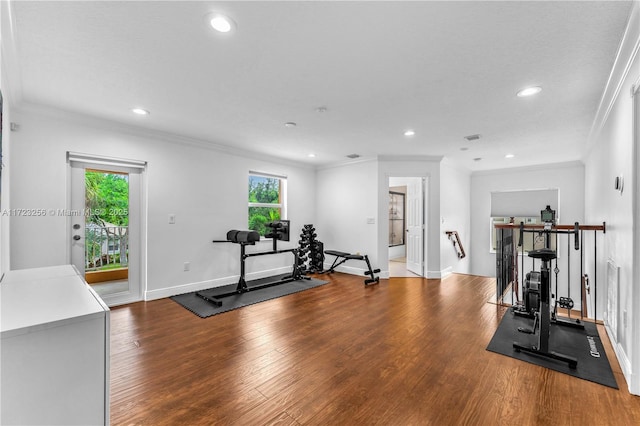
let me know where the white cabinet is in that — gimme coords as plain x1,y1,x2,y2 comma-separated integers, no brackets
1,265,110,425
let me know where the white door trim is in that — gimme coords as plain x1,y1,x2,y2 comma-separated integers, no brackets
67,153,147,306
388,175,427,277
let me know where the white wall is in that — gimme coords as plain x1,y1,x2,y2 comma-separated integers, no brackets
8,105,317,300
470,162,585,301
584,0,639,394
440,158,471,275
1,1,9,276
316,156,466,279
0,91,8,277
0,111,5,277
316,160,380,275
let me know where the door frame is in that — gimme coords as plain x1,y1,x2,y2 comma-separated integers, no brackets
66,152,147,306
630,78,640,395
387,175,427,277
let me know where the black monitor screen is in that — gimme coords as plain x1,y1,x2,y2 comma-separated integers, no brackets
541,206,555,223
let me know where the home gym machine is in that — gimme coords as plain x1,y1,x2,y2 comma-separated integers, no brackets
196,220,307,307
508,206,582,368
495,209,606,326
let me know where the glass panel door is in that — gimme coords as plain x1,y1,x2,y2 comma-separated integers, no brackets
84,170,130,297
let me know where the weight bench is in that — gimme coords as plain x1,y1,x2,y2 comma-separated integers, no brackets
322,250,380,285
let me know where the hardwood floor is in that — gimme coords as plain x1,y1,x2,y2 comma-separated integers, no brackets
110,273,640,425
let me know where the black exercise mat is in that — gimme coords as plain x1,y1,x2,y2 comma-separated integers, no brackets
487,311,618,389
171,275,328,318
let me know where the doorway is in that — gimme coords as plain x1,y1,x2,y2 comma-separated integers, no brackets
68,153,145,306
389,176,424,277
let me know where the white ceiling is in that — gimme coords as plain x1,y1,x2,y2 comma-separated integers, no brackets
5,1,633,171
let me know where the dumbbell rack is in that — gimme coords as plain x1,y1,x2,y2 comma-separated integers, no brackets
298,224,324,273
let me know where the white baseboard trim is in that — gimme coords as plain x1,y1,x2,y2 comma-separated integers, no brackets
145,266,292,301
615,341,634,393
320,263,391,280
605,320,634,394
154,264,454,299
630,371,640,396
323,262,451,280
426,270,441,279
323,263,367,278
441,267,453,279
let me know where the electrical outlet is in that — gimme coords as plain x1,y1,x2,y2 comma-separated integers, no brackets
366,217,375,224
184,262,190,272
169,214,176,224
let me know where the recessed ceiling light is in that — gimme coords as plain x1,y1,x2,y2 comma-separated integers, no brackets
132,108,149,115
460,147,469,151
505,153,515,159
207,13,236,33
473,157,482,162
404,129,416,137
316,106,327,113
284,122,297,128
307,153,316,158
464,134,481,141
517,86,542,97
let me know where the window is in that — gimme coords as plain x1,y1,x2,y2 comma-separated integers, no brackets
489,189,559,253
248,172,286,237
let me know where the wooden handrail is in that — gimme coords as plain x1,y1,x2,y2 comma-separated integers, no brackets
494,222,606,233
445,231,466,259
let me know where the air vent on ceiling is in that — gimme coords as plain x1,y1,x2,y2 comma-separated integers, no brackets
464,134,481,141
346,154,361,159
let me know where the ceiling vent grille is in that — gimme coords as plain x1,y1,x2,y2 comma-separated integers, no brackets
464,134,481,141
346,153,361,159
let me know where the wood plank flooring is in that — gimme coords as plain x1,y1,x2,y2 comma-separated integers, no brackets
110,273,640,425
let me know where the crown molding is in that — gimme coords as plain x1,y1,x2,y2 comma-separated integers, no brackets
14,102,317,171
315,156,378,172
586,0,640,158
1,0,24,107
471,160,584,177
378,155,443,163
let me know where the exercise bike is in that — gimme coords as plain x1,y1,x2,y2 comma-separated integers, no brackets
513,247,577,368
512,206,580,369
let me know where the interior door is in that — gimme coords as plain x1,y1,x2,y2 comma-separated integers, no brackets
406,178,424,276
69,154,144,306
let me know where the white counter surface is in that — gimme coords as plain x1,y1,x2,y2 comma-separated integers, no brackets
1,264,80,283
1,269,107,338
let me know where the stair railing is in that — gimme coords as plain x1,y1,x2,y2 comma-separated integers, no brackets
445,231,466,259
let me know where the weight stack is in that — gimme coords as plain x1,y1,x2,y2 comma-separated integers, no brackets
298,224,325,273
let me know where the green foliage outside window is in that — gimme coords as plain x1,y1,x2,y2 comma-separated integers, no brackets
85,171,129,270
249,207,281,236
85,171,129,226
249,175,282,236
